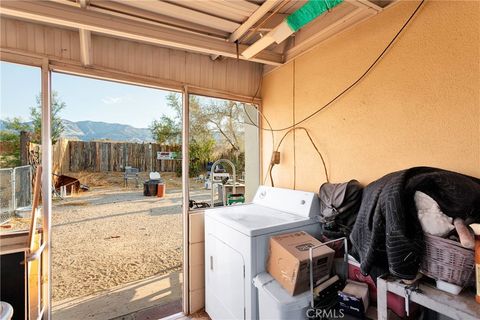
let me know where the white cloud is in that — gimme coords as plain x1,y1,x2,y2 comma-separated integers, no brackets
101,95,132,105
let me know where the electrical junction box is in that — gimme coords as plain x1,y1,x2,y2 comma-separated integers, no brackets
271,151,281,164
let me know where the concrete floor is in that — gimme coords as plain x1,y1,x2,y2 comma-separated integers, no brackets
52,271,182,320
173,311,210,320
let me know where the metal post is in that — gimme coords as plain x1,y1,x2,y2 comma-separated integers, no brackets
308,237,347,309
181,86,190,315
309,246,314,308
11,169,16,213
30,165,33,207
41,59,52,320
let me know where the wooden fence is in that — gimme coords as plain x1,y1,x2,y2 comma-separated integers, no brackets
51,139,180,173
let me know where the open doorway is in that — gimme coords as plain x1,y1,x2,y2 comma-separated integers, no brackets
46,72,184,319
1,61,261,319
0,61,44,320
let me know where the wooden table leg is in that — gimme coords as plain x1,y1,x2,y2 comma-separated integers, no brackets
377,277,389,320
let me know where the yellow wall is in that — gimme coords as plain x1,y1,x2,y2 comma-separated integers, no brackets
261,0,480,191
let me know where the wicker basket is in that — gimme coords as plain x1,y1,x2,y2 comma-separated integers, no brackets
420,233,475,286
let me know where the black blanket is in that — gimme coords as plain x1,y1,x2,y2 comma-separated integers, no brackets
350,167,480,280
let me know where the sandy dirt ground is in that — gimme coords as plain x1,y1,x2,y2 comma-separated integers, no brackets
49,172,209,302
0,170,210,314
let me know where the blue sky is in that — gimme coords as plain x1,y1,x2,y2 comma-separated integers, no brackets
0,61,178,128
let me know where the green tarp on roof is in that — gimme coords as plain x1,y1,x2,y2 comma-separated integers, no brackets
286,0,344,32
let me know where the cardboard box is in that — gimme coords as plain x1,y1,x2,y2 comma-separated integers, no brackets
267,231,335,296
338,280,370,319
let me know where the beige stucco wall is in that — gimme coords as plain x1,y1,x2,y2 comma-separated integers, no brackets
261,0,480,191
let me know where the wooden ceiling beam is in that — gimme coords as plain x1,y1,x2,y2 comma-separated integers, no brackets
78,29,93,66
0,1,283,65
111,0,240,33
229,0,283,43
77,0,92,66
359,0,384,11
165,0,255,23
347,0,383,12
87,0,229,38
224,0,260,14
78,0,89,9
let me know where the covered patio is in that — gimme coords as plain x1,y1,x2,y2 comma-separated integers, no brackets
0,0,479,319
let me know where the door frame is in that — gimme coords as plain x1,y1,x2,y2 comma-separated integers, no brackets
41,58,53,320
1,50,262,317
181,86,190,313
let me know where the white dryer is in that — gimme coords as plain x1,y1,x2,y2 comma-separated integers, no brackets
205,186,321,320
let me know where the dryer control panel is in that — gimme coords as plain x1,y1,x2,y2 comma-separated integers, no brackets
252,185,319,218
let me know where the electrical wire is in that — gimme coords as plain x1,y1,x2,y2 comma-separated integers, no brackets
246,76,274,147
292,57,296,189
255,0,426,132
269,162,275,187
241,74,276,185
243,52,327,187
271,127,330,185
242,103,275,185
244,57,330,188
244,0,425,187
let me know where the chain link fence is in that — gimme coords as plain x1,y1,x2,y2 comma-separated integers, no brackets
0,168,14,223
15,165,33,209
0,165,33,223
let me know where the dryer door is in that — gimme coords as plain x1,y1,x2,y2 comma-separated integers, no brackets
206,234,245,320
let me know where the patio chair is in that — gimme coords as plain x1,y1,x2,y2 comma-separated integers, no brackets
124,166,139,188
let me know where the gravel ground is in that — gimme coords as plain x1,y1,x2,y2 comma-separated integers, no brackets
51,181,209,302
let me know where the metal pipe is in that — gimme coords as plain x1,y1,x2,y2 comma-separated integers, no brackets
11,169,15,214
308,236,347,308
210,159,236,207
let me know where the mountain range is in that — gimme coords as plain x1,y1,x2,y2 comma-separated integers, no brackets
62,120,153,142
0,119,154,142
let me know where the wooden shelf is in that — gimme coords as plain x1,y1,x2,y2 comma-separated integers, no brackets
377,277,480,320
0,230,30,255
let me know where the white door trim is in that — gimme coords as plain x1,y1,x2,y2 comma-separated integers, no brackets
41,58,52,320
181,86,190,314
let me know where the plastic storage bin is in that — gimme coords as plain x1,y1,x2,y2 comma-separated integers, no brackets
253,272,311,320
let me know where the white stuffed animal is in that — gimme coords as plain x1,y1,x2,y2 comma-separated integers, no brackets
414,191,454,237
